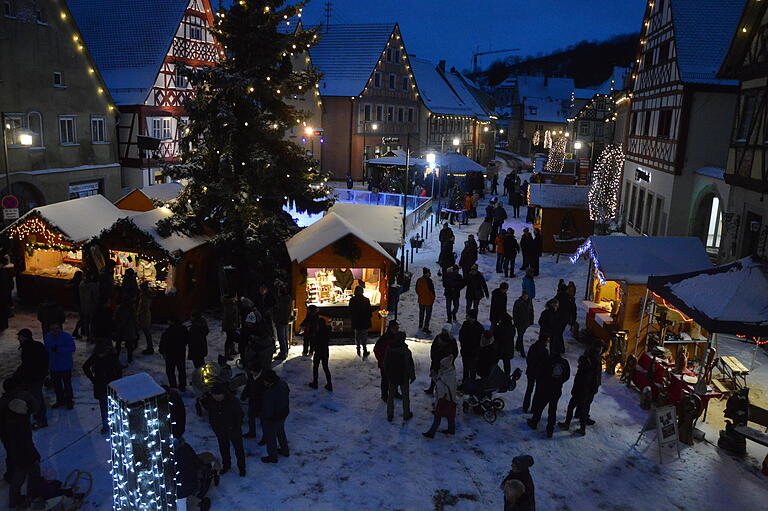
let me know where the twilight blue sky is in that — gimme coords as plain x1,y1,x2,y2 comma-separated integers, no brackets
299,0,647,71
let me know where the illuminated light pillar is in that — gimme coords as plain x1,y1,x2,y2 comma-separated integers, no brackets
108,373,177,511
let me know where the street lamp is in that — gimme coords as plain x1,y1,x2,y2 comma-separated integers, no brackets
1,113,34,202
452,137,460,153
362,121,378,184
574,141,583,151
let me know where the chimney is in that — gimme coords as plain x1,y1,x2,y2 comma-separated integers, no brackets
438,60,446,73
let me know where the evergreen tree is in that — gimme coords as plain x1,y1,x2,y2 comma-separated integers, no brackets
163,0,331,284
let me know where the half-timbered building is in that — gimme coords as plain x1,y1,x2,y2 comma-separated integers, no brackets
621,0,744,251
718,0,768,262
68,0,222,188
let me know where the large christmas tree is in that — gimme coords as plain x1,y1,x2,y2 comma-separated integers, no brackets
164,0,331,285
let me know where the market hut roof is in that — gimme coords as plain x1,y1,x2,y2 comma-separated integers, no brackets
286,212,396,264
328,204,403,249
575,236,712,285
436,152,485,174
528,184,589,209
365,156,430,167
647,256,768,336
3,195,126,244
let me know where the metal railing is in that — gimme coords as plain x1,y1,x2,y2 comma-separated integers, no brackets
332,189,431,213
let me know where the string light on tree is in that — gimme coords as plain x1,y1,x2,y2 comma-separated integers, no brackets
543,130,552,150
532,130,540,146
544,136,567,173
588,144,625,224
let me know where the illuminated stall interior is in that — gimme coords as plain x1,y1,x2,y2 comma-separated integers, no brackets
528,184,593,253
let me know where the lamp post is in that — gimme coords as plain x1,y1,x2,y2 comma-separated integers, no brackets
362,121,378,184
1,113,34,201
426,151,436,198
304,126,315,158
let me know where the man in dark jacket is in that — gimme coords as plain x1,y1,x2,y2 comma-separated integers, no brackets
538,299,562,354
522,336,548,413
501,455,535,511
489,282,509,326
442,265,464,323
424,324,458,394
349,286,372,358
374,321,402,401
555,286,577,347
5,396,42,508
165,386,186,440
527,351,571,437
159,318,189,391
260,370,290,463
37,297,65,339
243,369,267,439
531,228,542,275
254,283,276,334
503,228,520,278
308,319,332,391
203,384,246,477
494,313,516,376
559,344,602,435
519,228,534,272
82,342,122,433
464,265,489,316
491,202,508,242
512,290,534,358
273,285,293,360
458,311,483,383
458,241,477,278
438,223,454,245
384,334,415,422
14,329,48,428
188,311,209,369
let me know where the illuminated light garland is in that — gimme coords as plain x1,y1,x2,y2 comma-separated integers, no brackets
651,292,694,323
588,144,625,223
532,130,540,146
7,215,72,247
569,238,606,285
544,136,567,173
543,130,552,150
736,334,768,345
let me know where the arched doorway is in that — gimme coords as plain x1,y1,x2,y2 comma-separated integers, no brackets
691,191,723,254
1,181,46,214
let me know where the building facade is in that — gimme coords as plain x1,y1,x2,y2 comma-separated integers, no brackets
718,1,768,262
0,0,120,211
69,0,222,189
621,0,743,254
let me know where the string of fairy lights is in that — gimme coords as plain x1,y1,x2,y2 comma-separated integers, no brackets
588,144,625,223
544,136,566,173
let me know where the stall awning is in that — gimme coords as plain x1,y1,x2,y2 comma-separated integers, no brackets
573,236,712,284
286,212,396,264
647,256,768,336
365,156,429,167
436,152,485,174
528,184,589,209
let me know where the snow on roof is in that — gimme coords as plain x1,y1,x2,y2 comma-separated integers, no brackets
286,212,395,264
366,156,430,167
437,152,485,174
309,24,396,97
647,257,768,336
109,372,165,404
586,236,712,285
695,167,726,180
670,0,745,85
528,184,589,209
68,0,189,105
410,58,474,117
6,195,126,243
517,76,576,103
523,96,571,123
444,70,491,120
328,204,403,248
139,182,184,202
106,207,208,255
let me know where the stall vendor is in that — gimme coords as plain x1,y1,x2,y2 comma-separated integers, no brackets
333,268,355,291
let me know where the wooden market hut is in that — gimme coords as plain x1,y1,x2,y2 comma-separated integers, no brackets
528,184,593,254
327,203,403,256
3,195,126,307
90,207,214,321
114,182,184,212
286,212,397,334
573,236,712,359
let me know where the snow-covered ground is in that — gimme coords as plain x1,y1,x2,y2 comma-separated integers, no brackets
1,162,767,510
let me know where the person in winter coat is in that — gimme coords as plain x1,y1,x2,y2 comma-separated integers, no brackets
501,455,536,511
503,174,512,197
519,228,534,272
299,305,321,357
477,217,493,254
273,284,293,360
384,334,415,422
260,370,290,463
254,283,277,334
462,192,472,225
188,311,209,369
138,282,154,354
512,290,534,357
202,384,246,477
308,319,332,391
491,201,508,242
531,228,542,275
559,343,602,435
348,285,372,357
5,396,42,508
173,437,207,510
221,294,240,359
511,190,523,219
464,264,489,316
415,268,436,334
439,223,455,246
555,285,577,344
374,321,402,401
538,300,562,354
494,312,516,376
522,336,548,413
425,324,459,394
527,351,571,437
423,355,458,438
82,341,122,433
113,300,139,363
164,386,186,439
74,272,98,340
121,268,139,304
471,191,480,218
37,297,65,339
442,265,464,323
243,368,267,439
490,282,509,327
522,268,536,300
242,316,275,374
13,329,48,429
477,330,499,379
495,228,507,273
458,241,477,278
44,322,75,410
159,318,189,391
459,310,483,383
503,228,520,278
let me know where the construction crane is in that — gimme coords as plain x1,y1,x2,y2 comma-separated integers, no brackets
472,48,520,75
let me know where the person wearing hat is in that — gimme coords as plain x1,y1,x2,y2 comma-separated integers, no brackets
527,350,571,438
458,310,483,384
424,324,458,395
489,282,509,327
159,317,189,392
259,370,290,463
501,455,535,511
558,343,602,436
538,299,562,354
202,384,246,477
13,329,48,429
82,342,122,434
348,285,372,358
239,310,262,360
307,318,332,392
442,265,464,324
423,355,458,438
513,290,534,358
374,321,402,402
44,322,75,410
384,332,415,422
464,264,489,317
5,394,42,508
494,312,516,377
477,330,499,379
415,268,436,335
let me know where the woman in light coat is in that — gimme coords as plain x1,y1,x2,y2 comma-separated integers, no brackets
423,355,458,437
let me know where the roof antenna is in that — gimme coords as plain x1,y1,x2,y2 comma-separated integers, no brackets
324,1,331,33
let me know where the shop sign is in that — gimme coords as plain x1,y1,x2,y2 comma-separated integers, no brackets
3,208,19,220
381,137,399,144
635,167,651,183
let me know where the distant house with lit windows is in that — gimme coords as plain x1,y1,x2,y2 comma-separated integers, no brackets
68,0,222,189
621,0,744,255
0,0,121,212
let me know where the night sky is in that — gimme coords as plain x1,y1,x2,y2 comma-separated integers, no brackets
299,0,648,71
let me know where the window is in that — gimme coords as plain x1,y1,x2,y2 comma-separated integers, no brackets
528,106,538,116
397,107,404,123
175,66,188,89
152,117,172,140
68,181,101,199
627,183,637,227
53,72,64,87
402,76,408,91
387,106,394,122
376,105,383,122
580,122,590,136
394,49,401,61
652,196,663,235
635,188,645,230
736,92,758,141
59,116,76,145
658,41,671,64
374,72,381,88
643,111,652,135
630,112,638,134
706,196,723,250
91,116,106,143
595,123,604,137
363,104,372,122
408,107,414,123
657,109,673,139
3,0,14,17
642,192,653,235
386,48,393,62
188,17,204,40
389,74,396,89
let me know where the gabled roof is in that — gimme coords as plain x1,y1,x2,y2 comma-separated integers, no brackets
517,76,576,103
328,204,403,249
277,16,302,34
67,0,191,105
528,184,589,209
116,182,185,206
670,0,745,85
309,24,396,97
444,70,492,121
719,1,766,78
286,212,395,263
104,207,208,256
523,97,570,124
437,152,485,174
410,58,474,117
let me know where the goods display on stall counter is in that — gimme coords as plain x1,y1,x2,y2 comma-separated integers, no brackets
109,250,171,291
306,268,382,306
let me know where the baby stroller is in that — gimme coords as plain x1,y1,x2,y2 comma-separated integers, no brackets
462,367,522,424
192,356,247,416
